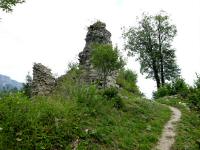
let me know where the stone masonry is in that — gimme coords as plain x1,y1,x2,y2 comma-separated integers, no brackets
31,63,56,96
78,21,118,87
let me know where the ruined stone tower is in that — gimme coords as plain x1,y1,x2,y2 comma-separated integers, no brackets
31,63,56,96
78,21,117,87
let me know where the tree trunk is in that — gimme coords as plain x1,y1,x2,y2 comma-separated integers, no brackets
158,19,165,86
148,32,161,89
152,60,161,89
160,54,165,86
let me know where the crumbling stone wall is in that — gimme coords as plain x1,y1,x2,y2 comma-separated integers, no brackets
78,21,118,87
31,63,56,96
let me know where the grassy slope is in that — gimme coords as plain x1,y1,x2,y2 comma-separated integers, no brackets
0,89,171,149
157,98,200,150
0,68,172,149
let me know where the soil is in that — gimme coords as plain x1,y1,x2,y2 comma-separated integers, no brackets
154,106,182,150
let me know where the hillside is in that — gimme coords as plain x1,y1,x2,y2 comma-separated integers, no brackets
0,20,199,150
0,86,171,149
0,64,172,149
0,74,22,91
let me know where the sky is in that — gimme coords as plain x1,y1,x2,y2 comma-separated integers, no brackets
0,0,200,98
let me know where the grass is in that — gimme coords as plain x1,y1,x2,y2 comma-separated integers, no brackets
156,97,200,150
0,68,172,149
0,88,172,149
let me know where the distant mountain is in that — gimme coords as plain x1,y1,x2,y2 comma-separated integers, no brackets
0,74,23,91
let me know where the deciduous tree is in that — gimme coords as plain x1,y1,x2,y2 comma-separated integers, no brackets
0,0,24,12
123,11,180,89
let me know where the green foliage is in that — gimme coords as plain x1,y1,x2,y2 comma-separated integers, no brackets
0,92,75,149
0,70,172,149
188,90,200,112
116,69,140,94
153,84,171,99
123,11,180,88
54,62,83,99
102,87,124,109
153,78,189,99
102,87,118,100
187,74,200,112
91,44,124,88
22,72,32,98
171,78,189,97
155,74,200,112
194,73,200,89
0,0,25,12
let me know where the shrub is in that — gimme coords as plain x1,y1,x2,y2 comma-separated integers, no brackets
91,44,124,88
187,74,200,111
153,78,189,99
102,87,124,109
112,95,124,109
188,89,200,111
116,69,140,94
102,87,118,100
171,78,189,98
153,84,171,99
123,69,137,83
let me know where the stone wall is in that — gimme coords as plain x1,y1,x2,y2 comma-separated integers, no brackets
31,63,56,96
78,21,118,87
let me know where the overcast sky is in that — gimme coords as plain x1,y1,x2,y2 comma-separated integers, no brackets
0,0,200,98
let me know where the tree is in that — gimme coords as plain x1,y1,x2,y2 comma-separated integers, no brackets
194,73,200,89
91,44,124,88
154,12,180,85
23,72,32,98
0,0,24,12
123,11,180,89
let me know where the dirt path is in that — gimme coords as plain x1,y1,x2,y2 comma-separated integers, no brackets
154,106,181,150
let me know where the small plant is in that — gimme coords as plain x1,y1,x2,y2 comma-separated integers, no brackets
171,78,189,97
102,87,118,100
188,90,200,111
153,78,189,99
102,87,124,109
153,84,171,99
187,74,200,111
91,44,124,88
116,69,140,94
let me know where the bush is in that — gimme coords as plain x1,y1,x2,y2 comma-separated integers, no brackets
171,78,189,98
187,75,200,112
153,78,189,99
102,87,118,100
188,89,200,111
102,87,124,109
153,84,171,99
116,69,140,94
91,44,124,88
